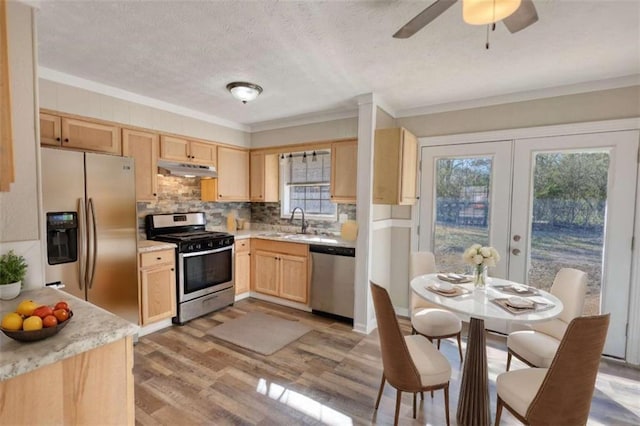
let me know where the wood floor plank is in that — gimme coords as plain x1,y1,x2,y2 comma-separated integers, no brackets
133,298,640,425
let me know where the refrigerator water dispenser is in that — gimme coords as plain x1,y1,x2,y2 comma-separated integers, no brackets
46,212,78,265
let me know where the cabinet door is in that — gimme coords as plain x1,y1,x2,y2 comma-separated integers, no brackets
61,117,121,155
140,264,176,325
217,146,249,201
235,251,251,295
279,254,308,303
399,129,418,205
330,140,357,203
250,152,265,201
122,128,158,201
40,113,61,146
250,152,279,202
252,250,279,296
189,141,217,166
160,135,190,162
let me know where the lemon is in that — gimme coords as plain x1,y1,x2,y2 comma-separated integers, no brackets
16,299,39,317
1,312,23,331
23,315,43,331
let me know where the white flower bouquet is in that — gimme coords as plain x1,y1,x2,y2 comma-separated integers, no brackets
462,244,500,287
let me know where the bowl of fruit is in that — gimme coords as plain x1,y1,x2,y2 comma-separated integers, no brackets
1,300,72,342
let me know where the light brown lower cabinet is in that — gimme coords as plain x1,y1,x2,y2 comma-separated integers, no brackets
235,239,251,294
139,249,176,325
0,336,135,425
251,239,309,304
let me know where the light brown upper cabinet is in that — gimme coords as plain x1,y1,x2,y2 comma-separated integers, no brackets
201,146,249,202
122,128,159,201
330,140,357,203
250,151,279,202
373,128,418,205
40,113,121,155
159,135,217,166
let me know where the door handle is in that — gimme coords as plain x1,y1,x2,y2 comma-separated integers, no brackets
78,198,86,290
512,248,521,256
87,198,98,289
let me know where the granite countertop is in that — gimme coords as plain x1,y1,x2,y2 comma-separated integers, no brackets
0,288,139,381
138,240,177,252
231,230,356,248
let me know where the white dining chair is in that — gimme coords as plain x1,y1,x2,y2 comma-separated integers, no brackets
410,251,463,362
496,314,610,425
506,267,587,370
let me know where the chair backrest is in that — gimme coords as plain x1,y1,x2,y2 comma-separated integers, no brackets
526,314,610,425
410,251,437,311
370,282,422,391
532,268,587,340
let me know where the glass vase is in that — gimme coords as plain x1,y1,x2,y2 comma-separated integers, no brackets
473,265,488,290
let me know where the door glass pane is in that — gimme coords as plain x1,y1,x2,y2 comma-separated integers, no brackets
528,151,609,316
433,157,492,273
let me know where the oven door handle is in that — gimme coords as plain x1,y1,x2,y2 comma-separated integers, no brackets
180,246,233,258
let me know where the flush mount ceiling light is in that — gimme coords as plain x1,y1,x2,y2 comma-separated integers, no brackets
463,0,521,25
226,82,263,104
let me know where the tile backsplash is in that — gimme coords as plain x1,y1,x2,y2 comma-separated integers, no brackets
136,175,356,238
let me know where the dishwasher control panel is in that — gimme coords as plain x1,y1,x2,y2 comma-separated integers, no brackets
309,244,355,257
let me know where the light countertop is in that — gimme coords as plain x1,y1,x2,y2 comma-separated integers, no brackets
229,230,356,248
138,240,177,252
0,288,139,381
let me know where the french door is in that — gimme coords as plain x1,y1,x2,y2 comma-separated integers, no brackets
418,130,639,358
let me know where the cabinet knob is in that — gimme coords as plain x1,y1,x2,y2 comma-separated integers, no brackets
64,138,69,143
171,268,174,271
56,137,61,142
153,193,157,196
156,257,162,260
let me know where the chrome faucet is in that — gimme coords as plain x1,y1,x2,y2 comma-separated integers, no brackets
289,207,308,234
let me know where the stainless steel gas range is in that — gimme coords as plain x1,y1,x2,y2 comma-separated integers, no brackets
145,212,234,324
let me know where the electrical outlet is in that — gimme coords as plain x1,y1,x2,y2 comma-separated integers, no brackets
339,213,348,223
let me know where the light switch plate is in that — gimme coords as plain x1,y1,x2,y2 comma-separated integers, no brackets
339,213,348,223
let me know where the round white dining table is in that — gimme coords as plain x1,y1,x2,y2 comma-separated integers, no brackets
410,274,564,426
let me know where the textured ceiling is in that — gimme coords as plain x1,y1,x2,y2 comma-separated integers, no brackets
34,0,640,129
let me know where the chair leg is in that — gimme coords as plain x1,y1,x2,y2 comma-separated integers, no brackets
375,374,386,409
394,389,402,426
444,383,450,426
420,391,424,400
430,390,434,398
437,339,441,349
413,392,417,419
456,332,463,362
495,396,503,426
506,352,512,371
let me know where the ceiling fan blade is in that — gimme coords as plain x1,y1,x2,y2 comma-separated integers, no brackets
393,0,458,39
503,0,538,33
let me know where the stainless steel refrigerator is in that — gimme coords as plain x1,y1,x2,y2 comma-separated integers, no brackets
42,148,139,325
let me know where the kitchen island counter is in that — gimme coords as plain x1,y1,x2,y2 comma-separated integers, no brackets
0,287,138,381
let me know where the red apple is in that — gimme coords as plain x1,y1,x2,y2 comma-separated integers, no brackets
54,301,69,312
53,308,69,323
42,315,58,328
32,305,54,319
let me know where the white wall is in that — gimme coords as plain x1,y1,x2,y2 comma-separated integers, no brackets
250,117,358,148
0,1,43,290
39,79,251,147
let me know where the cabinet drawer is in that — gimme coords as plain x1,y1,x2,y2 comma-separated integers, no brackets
140,249,175,268
235,239,250,253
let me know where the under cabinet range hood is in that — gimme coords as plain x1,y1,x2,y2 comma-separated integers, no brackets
157,159,217,178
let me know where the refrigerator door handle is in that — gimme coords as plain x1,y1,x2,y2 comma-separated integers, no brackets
78,198,87,290
87,197,98,289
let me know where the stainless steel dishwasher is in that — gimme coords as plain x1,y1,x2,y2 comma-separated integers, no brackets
310,244,356,322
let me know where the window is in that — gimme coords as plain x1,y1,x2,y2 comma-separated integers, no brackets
281,150,336,219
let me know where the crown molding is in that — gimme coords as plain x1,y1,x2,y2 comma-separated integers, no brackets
38,67,250,132
395,74,640,118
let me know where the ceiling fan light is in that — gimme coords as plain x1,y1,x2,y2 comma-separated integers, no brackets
463,0,522,25
226,81,263,104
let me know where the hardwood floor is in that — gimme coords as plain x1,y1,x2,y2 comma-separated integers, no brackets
134,299,640,425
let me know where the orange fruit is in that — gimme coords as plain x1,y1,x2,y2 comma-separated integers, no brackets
16,299,39,317
23,316,43,331
1,312,23,331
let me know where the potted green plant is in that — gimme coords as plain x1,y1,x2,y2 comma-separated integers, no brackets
0,250,28,300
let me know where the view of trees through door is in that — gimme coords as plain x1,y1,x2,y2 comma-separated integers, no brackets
528,152,609,316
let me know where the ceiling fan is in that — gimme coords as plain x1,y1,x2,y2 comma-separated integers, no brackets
393,0,538,39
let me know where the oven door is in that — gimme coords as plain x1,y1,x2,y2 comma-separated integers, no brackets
178,246,234,303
